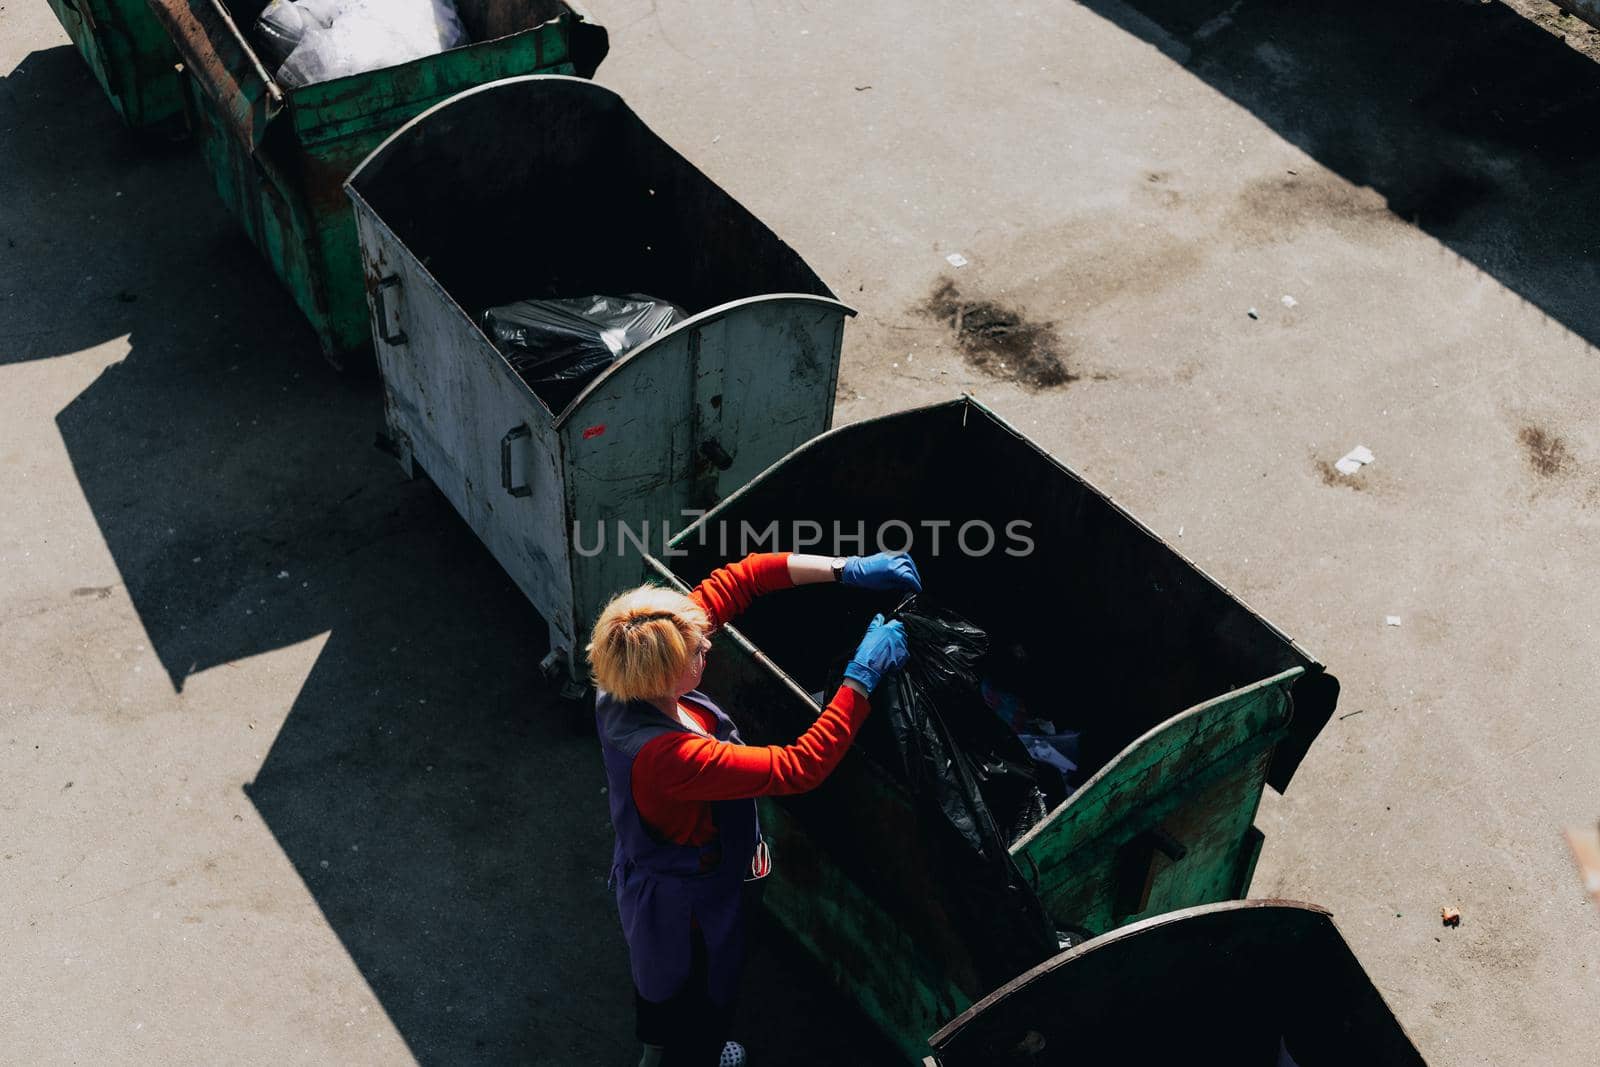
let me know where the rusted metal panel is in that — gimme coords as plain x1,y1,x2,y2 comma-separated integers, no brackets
147,0,281,149
346,76,851,669
929,900,1427,1065
643,396,1339,1059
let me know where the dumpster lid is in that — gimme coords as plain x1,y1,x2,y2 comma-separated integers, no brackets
927,899,1426,1066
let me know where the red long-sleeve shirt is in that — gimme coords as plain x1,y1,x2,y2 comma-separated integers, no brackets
631,552,871,846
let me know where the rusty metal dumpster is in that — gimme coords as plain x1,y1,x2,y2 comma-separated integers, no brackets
345,75,854,682
148,0,608,366
928,899,1425,1066
43,0,184,130
642,396,1339,1061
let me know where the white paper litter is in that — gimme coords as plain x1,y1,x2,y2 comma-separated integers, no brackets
1385,615,1402,627
1281,294,1298,307
1334,444,1374,476
945,252,969,268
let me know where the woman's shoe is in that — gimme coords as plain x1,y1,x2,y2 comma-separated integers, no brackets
719,1041,747,1067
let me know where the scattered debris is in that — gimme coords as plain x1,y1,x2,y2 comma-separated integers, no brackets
1440,907,1461,927
1246,307,1259,319
276,570,290,579
1337,708,1366,720
945,252,969,268
854,84,872,91
1281,294,1298,308
1334,444,1375,476
1385,615,1402,627
1177,525,1184,537
1518,425,1569,478
922,280,1075,389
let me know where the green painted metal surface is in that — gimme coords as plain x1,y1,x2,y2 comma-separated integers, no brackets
42,0,184,130
150,1,607,366
1011,670,1297,934
642,397,1340,1062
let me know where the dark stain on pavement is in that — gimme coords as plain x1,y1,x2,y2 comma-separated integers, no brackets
1518,424,1569,478
1315,458,1365,491
922,280,1076,389
71,586,114,599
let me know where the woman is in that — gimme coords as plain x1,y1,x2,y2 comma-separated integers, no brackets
588,550,922,1067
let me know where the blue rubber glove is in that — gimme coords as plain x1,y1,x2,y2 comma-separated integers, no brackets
840,552,923,593
843,614,909,695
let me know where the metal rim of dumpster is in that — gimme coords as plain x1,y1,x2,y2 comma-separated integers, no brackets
926,897,1427,1066
929,897,1336,1048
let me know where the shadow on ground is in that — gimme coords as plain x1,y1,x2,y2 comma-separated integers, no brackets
1084,0,1600,346
3,45,889,1065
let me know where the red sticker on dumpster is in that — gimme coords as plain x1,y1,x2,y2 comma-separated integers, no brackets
582,424,607,440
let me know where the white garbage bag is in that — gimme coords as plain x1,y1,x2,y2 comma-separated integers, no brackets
255,0,470,89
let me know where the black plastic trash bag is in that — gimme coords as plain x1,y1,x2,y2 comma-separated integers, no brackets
481,294,687,411
856,597,1059,991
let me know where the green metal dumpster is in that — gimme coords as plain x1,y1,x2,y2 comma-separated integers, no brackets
928,899,1426,1066
344,75,855,684
147,0,608,367
43,0,184,130
641,396,1340,1062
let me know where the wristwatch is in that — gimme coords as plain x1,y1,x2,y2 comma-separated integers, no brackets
831,556,848,583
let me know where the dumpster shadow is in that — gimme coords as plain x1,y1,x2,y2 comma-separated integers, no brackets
1082,0,1600,347
0,46,204,367
9,42,890,1066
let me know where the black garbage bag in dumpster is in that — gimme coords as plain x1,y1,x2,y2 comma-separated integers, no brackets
844,597,1059,990
481,293,687,411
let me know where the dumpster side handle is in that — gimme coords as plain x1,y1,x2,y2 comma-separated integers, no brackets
374,275,407,345
501,425,533,498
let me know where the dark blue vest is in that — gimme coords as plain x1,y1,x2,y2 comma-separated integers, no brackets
596,688,760,1005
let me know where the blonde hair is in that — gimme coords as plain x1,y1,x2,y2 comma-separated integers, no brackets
587,585,710,701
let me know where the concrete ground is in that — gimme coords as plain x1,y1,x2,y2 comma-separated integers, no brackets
2,1,1597,1064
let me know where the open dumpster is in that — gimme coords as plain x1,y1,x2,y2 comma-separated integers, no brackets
928,899,1426,1066
641,396,1339,1061
345,75,854,681
148,0,608,365
44,0,184,130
